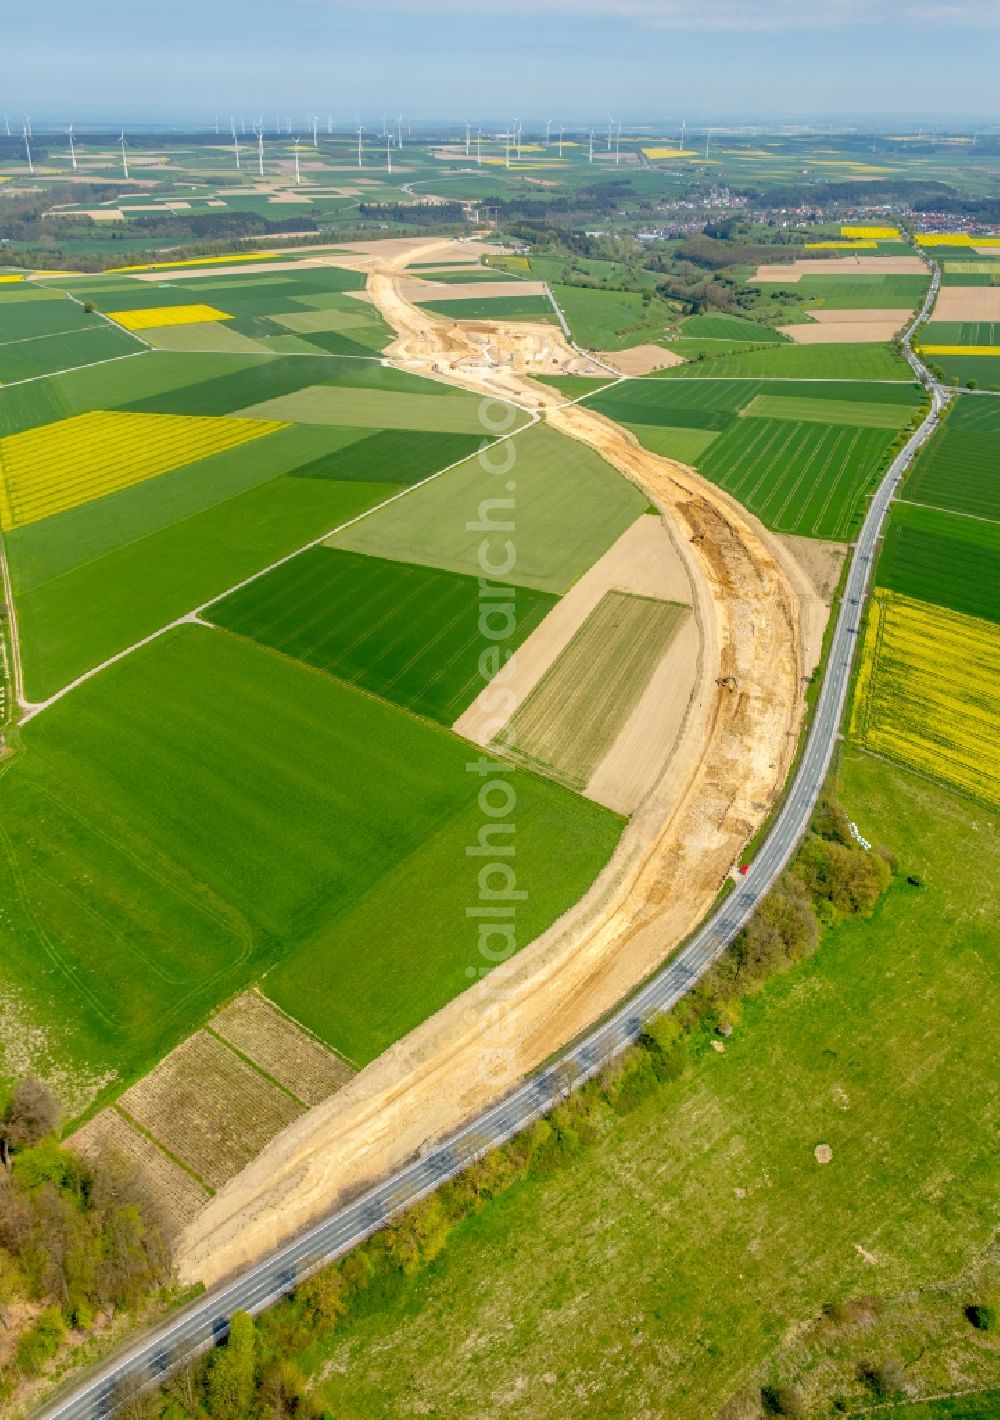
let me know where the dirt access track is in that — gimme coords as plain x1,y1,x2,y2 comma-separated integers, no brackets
175,239,812,1288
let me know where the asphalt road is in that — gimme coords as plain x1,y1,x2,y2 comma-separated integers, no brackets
38,265,946,1420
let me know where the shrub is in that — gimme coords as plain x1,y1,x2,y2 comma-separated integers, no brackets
857,1358,906,1400
760,1382,807,1417
966,1302,997,1331
15,1305,65,1375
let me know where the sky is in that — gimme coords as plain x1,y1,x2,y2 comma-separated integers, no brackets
0,0,998,126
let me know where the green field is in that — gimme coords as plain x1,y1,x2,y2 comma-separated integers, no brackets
0,350,265,436
902,426,1000,520
0,626,621,1088
920,321,1000,346
418,294,556,322
301,747,1000,1417
927,355,1000,390
586,375,923,432
652,341,914,380
878,502,1000,623
626,424,721,463
740,392,916,429
16,473,393,701
791,274,930,309
329,421,648,593
679,312,786,343
699,417,895,537
0,317,139,383
234,384,501,434
208,547,558,725
950,395,1000,434
549,284,675,350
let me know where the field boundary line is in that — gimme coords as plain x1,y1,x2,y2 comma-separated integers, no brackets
897,496,1000,526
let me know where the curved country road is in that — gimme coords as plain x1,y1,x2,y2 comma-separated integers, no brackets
37,256,944,1420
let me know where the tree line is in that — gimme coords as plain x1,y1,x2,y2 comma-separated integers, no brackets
0,1083,171,1406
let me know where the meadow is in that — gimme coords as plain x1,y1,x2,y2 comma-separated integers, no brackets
902,426,1000,521
851,590,999,808
678,312,786,343
549,283,675,350
329,421,648,593
878,501,1000,623
208,547,558,725
299,746,999,1418
698,417,895,538
0,626,621,1092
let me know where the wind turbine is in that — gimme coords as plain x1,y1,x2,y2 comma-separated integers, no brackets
705,126,712,159
241,115,246,135
615,123,621,166
327,115,333,135
67,124,77,170
476,127,482,166
386,133,392,173
397,114,403,148
232,126,240,170
311,115,319,147
4,115,10,138
119,129,129,179
356,119,364,169
257,125,264,177
294,136,301,185
680,118,686,150
588,128,594,163
515,119,522,161
25,114,31,137
465,119,471,157
505,128,510,169
607,114,613,150
214,116,220,135
545,118,552,148
22,125,33,176
558,124,564,158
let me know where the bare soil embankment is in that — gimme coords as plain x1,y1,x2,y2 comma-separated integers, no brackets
175,239,813,1288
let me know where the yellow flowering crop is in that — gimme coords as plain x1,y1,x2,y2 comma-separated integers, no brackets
106,304,233,332
642,147,697,159
805,241,877,250
840,225,900,240
917,345,1000,357
105,252,278,274
0,410,286,530
851,590,1000,807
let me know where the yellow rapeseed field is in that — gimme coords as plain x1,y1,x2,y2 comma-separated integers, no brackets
918,345,1000,357
841,225,901,240
915,234,973,247
851,590,1000,807
0,410,286,530
642,147,698,159
0,274,25,283
105,252,278,274
106,304,233,332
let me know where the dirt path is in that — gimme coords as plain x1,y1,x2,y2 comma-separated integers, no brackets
175,240,812,1288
